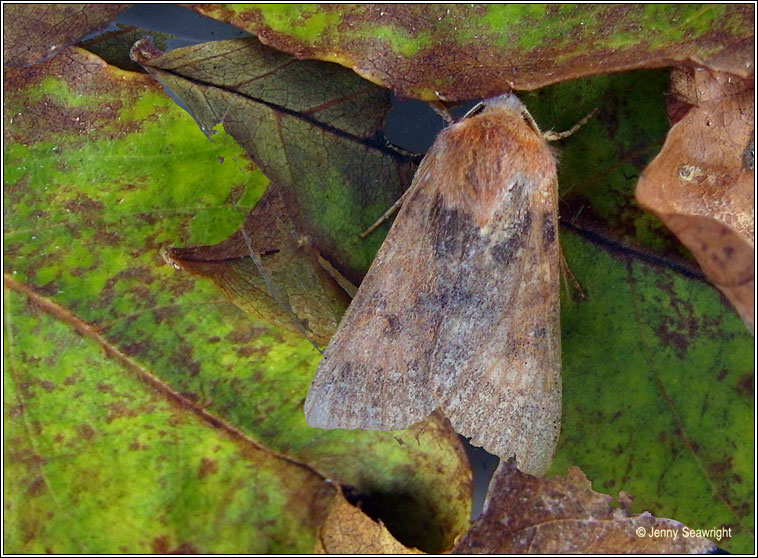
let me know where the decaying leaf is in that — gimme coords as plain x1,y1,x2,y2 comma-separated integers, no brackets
454,459,719,554
186,4,754,101
164,184,352,346
636,68,754,332
314,490,423,554
3,3,131,67
131,36,417,286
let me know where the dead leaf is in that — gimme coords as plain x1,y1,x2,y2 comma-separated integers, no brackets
3,4,130,67
164,184,352,346
314,490,423,554
636,68,754,333
454,459,719,554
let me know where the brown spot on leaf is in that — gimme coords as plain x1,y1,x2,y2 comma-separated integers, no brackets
105,401,138,423
168,542,200,554
735,373,753,397
63,193,105,215
39,380,55,392
198,457,218,479
708,457,734,478
151,535,170,554
26,476,46,497
77,423,97,440
653,319,690,358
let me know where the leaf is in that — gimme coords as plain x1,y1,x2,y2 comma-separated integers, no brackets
3,46,471,553
314,491,423,554
3,279,335,554
3,3,131,68
163,183,352,346
454,459,719,554
554,230,753,553
131,36,417,286
186,4,754,101
80,24,178,72
636,68,754,332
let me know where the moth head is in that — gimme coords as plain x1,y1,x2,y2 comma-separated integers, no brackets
462,93,542,137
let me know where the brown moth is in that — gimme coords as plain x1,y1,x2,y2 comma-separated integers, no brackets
304,93,561,475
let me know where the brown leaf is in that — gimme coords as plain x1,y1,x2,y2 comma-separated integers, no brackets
3,4,131,67
164,184,352,346
636,68,754,332
314,490,423,554
454,459,719,554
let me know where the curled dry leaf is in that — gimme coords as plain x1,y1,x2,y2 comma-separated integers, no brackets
164,184,352,346
3,3,131,67
314,490,423,554
454,459,719,554
636,68,754,332
186,4,754,101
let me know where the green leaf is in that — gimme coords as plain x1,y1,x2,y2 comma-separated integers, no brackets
553,231,753,553
3,47,472,553
188,4,754,100
516,73,754,552
3,281,334,554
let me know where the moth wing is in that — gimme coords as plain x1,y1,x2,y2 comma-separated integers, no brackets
429,176,561,475
304,158,445,430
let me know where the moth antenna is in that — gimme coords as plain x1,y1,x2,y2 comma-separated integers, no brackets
361,95,455,239
429,100,455,124
359,185,414,238
543,107,599,142
552,181,584,303
232,192,323,354
559,250,585,302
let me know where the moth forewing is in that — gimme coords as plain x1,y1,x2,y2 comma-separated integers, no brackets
305,93,562,476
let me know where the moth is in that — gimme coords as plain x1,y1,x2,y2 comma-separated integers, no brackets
305,93,564,475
